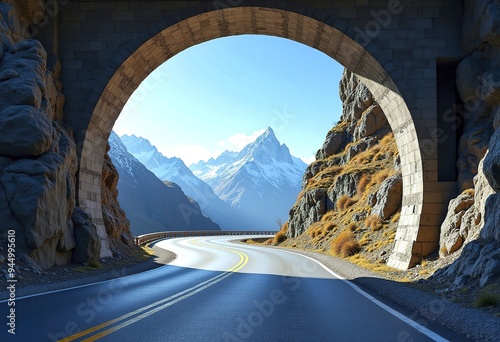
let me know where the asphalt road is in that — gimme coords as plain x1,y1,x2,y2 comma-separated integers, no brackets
1,236,474,341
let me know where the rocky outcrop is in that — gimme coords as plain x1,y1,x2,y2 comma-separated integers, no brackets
287,69,397,238
439,191,475,256
436,0,500,288
71,207,101,265
101,145,134,254
0,1,132,270
371,174,403,220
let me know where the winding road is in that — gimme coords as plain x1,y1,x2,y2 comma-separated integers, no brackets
1,235,473,341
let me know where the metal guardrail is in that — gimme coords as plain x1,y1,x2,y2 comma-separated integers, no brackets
134,230,277,245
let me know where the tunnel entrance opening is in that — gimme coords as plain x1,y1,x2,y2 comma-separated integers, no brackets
77,6,431,270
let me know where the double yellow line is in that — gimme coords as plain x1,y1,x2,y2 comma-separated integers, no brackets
60,239,248,341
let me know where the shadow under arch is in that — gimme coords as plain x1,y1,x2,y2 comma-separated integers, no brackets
77,5,430,270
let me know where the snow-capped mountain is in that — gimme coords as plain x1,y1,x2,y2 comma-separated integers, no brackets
120,134,241,230
190,127,307,230
108,132,220,235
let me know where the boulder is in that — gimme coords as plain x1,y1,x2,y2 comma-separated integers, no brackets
480,2,500,46
456,53,485,103
458,153,495,244
483,129,500,191
1,39,47,80
12,0,45,27
481,69,500,105
0,105,54,156
0,122,77,269
339,69,373,123
71,207,101,265
287,188,327,237
439,191,475,256
371,173,403,220
353,105,388,141
462,0,490,53
481,192,500,240
327,173,359,210
456,119,493,191
315,130,345,160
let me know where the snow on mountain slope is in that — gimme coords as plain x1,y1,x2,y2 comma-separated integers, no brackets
120,134,241,230
108,132,220,235
189,127,307,229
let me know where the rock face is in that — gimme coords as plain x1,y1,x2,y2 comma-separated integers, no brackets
0,2,132,270
372,174,403,220
101,146,134,253
435,0,500,288
287,69,397,238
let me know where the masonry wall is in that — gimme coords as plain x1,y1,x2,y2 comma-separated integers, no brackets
48,0,465,269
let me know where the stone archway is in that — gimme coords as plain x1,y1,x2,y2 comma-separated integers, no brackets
77,6,431,270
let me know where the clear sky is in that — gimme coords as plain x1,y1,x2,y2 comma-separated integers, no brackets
113,34,345,165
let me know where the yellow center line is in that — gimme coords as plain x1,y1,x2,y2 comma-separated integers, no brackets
59,238,248,342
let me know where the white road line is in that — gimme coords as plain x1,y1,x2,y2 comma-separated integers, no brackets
269,247,449,342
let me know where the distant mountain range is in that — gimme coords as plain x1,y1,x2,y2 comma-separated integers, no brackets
113,127,307,231
108,132,220,235
190,127,307,229
120,134,241,230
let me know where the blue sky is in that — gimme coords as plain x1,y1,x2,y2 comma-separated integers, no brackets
113,35,344,165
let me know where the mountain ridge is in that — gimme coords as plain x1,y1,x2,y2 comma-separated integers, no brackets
108,132,220,235
190,127,307,229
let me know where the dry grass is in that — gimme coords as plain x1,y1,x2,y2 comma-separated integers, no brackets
321,210,336,222
337,195,357,211
273,222,289,244
463,188,475,196
282,131,402,275
365,215,383,231
273,231,287,244
372,169,392,185
322,221,336,234
307,222,324,239
346,222,357,231
330,229,361,257
390,211,401,223
357,174,372,196
347,254,395,274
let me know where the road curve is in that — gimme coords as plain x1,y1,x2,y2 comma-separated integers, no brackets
1,235,473,341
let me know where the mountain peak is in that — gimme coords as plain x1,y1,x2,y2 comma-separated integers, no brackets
263,126,275,136
260,126,277,140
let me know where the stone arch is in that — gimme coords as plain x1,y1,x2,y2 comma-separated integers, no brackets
77,5,430,269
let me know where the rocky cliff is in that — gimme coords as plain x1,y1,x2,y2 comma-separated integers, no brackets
280,1,500,290
0,1,132,271
280,69,401,264
434,0,500,289
101,145,134,256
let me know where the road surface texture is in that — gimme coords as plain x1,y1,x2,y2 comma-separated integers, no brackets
1,235,474,341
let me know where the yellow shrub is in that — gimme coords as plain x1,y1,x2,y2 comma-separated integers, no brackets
357,174,372,196
273,231,287,244
365,215,383,231
337,195,357,211
322,222,336,234
330,230,361,257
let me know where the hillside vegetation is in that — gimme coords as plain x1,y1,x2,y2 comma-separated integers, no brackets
264,70,402,272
